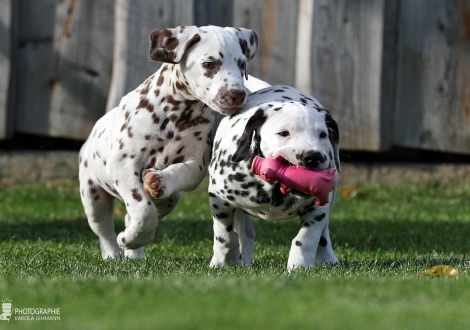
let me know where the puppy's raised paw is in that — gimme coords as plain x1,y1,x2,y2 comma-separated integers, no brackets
142,169,167,199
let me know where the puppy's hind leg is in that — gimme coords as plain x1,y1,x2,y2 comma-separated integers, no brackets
79,176,121,260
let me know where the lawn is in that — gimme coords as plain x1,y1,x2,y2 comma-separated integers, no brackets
0,177,469,329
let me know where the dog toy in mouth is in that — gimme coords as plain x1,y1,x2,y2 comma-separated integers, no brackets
251,155,336,206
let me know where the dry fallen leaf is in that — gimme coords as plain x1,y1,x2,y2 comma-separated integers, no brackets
114,207,123,216
419,265,459,276
341,186,357,198
366,237,377,245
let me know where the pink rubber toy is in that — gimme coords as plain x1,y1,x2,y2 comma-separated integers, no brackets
251,155,336,206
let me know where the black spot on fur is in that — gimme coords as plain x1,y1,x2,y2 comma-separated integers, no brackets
319,236,327,247
228,173,247,182
215,212,229,219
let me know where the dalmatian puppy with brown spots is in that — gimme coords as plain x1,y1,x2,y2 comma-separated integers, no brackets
79,26,258,259
208,85,340,270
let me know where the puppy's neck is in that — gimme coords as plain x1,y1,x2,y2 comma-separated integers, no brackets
151,64,196,103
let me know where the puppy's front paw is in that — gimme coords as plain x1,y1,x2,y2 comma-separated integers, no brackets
142,169,168,199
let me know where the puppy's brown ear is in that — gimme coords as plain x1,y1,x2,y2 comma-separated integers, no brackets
325,113,340,173
149,26,201,64
231,109,266,163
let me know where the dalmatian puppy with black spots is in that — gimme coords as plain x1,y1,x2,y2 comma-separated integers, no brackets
79,25,258,259
208,85,340,270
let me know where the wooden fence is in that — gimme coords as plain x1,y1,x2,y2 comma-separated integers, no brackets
1,0,469,155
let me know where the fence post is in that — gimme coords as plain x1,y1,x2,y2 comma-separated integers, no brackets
106,0,195,112
0,0,12,139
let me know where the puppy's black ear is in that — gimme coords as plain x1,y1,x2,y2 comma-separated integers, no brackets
231,109,266,162
325,113,341,173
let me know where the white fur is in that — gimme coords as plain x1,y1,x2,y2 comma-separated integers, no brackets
208,85,340,270
79,26,257,259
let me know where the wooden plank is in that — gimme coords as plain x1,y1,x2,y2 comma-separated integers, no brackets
47,0,114,140
0,0,12,139
295,0,314,94
13,0,56,137
233,0,299,86
394,0,470,154
194,0,234,26
106,0,195,111
309,0,387,151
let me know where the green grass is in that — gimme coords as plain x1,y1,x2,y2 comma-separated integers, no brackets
0,178,469,329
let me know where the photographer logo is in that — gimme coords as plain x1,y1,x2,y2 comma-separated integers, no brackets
1,299,60,322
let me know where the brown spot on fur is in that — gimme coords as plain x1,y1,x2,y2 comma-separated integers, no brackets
185,100,199,106
84,160,88,167
177,116,212,132
176,146,184,154
166,95,181,110
120,123,127,132
141,147,147,153
152,113,160,124
165,37,178,50
183,34,201,54
145,135,151,140
127,126,133,138
160,118,170,130
137,98,154,112
131,188,143,202
172,155,185,164
88,179,94,185
175,80,186,91
157,74,164,86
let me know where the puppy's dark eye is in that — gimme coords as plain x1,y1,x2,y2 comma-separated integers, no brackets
320,131,328,139
277,130,290,137
240,62,246,70
203,61,215,69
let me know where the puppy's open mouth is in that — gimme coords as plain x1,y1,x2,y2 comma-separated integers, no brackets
251,154,336,205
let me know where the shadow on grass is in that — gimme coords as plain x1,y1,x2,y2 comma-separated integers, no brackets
1,217,468,255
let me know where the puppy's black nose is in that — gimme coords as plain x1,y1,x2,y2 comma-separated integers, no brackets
299,151,325,169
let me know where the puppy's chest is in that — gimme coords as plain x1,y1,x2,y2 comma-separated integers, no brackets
95,90,213,165
211,165,315,220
